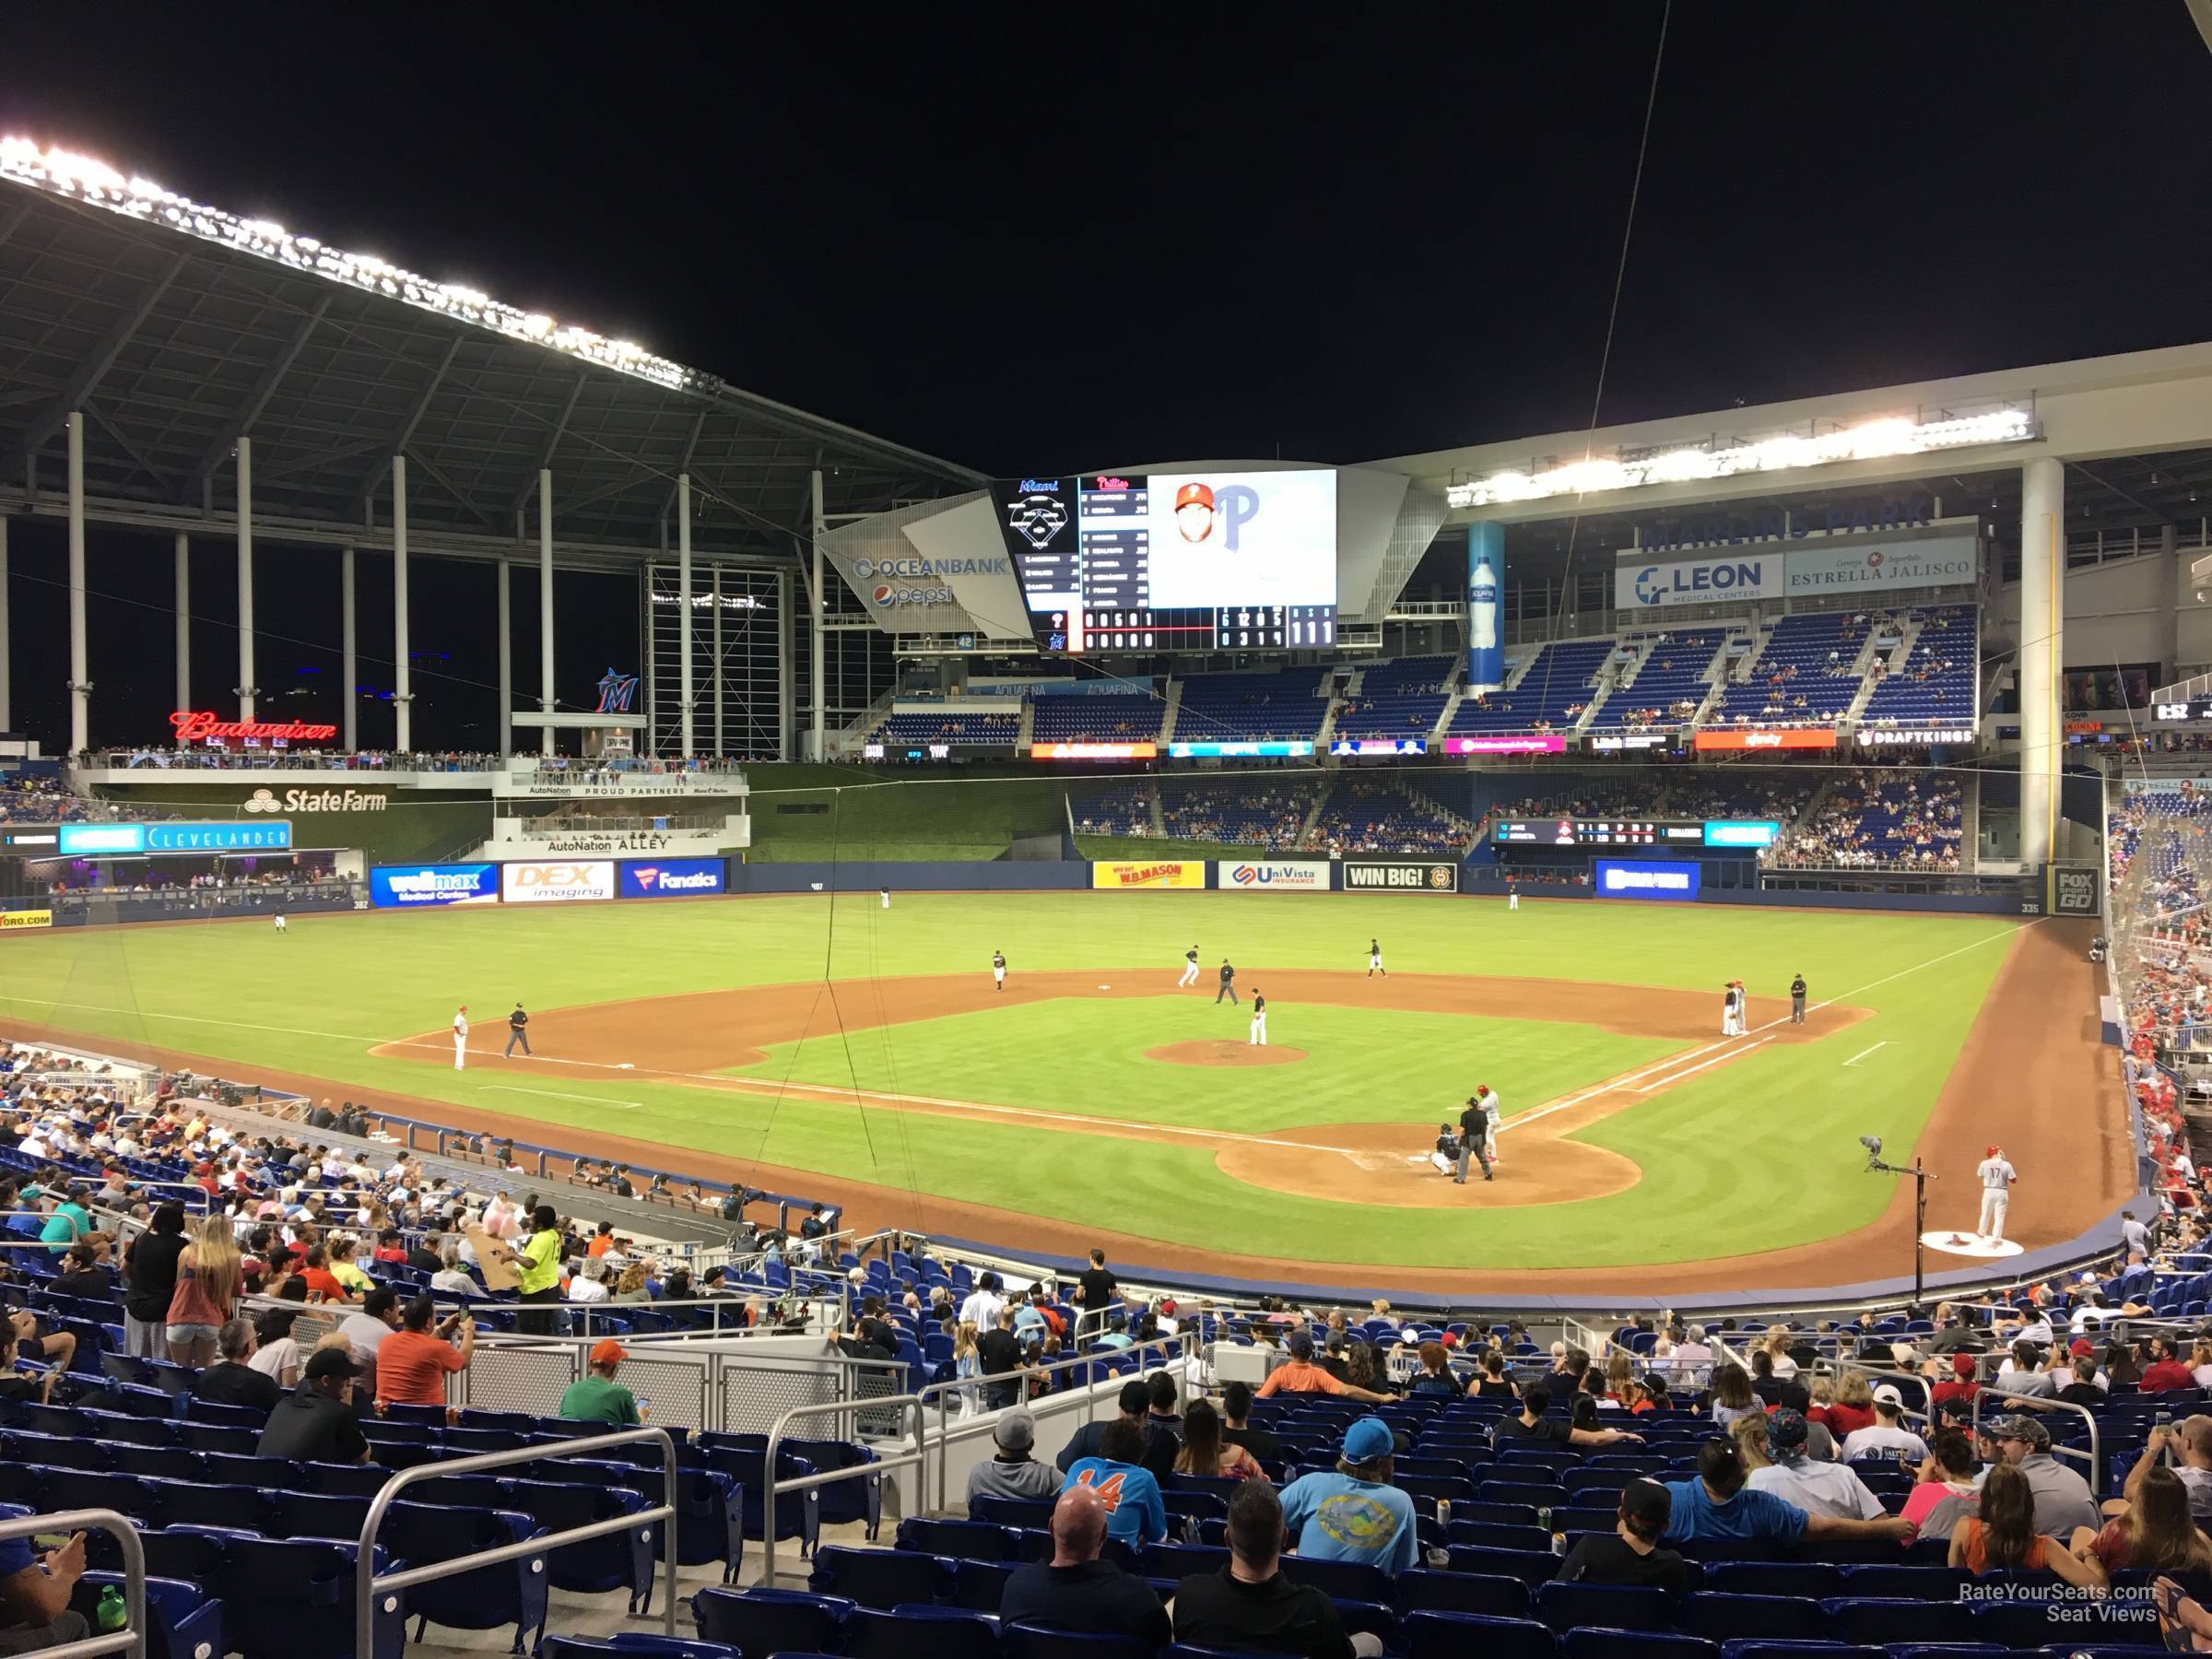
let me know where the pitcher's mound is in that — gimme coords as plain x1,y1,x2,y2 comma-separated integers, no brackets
1146,1041,1308,1067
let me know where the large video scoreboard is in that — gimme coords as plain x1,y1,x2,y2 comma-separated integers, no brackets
1493,818,1782,849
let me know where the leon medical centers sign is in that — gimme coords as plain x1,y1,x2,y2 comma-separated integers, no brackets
1615,532,1977,613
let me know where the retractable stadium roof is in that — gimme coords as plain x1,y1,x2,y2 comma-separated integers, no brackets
0,140,986,570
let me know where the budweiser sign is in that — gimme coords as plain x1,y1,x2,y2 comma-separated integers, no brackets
171,711,339,744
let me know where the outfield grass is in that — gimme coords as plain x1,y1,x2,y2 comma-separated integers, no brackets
0,893,2017,1269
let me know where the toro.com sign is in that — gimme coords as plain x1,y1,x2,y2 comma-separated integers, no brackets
501,860,617,903
1344,860,1459,893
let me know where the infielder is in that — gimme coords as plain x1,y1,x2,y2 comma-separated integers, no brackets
1368,937,1384,979
1722,981,1747,1038
1976,1142,2018,1243
1178,946,1200,988
992,949,1007,992
1248,990,1267,1046
1216,959,1239,1005
1789,973,1807,1025
452,1005,469,1071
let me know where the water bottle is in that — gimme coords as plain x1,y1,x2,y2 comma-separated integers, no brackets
1436,1498,1453,1529
96,1586,125,1634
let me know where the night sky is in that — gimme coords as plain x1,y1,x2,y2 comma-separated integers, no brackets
4,8,2209,747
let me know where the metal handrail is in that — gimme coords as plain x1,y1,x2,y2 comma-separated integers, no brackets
355,1427,677,1657
915,1332,1199,1512
760,1393,928,1590
1968,1387,2105,1495
0,1506,147,1659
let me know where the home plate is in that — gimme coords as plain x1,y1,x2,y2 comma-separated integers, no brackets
1920,1230,2025,1260
1099,983,1112,990
614,1063,636,1070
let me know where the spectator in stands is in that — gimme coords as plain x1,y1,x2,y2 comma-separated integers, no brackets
0,1329,58,1406
1747,1409,1887,1520
430,1243,477,1299
977,1306,1027,1411
1841,1387,1931,1463
2053,1353,2107,1407
1931,1350,1983,1413
335,1287,402,1393
1138,1370,1182,1477
1988,1413,2102,1536
1074,1249,1119,1322
558,1338,642,1426
325,1235,374,1298
2143,1335,2197,1392
1220,1380,1281,1464
1278,1418,1418,1579
1950,1460,2106,1585
376,1296,476,1408
35,1185,88,1255
1172,1479,1379,1659
1258,1335,1395,1402
1749,1347,1809,1412
195,1317,283,1413
121,1200,186,1358
1899,1427,1982,1542
0,1523,87,1653
1058,1380,1151,1473
1494,1383,1645,1450
998,1485,1169,1648
1063,1418,1167,1547
509,1205,565,1335
1556,1478,1695,1594
1176,1397,1266,1482
967,1408,1059,1503
164,1213,239,1368
1660,1440,1909,1545
2116,1416,2212,1524
248,1305,303,1389
2076,1464,2212,1576
46,1240,109,1300
257,1347,371,1463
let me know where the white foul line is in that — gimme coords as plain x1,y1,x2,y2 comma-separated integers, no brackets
488,1085,640,1111
1635,1035,1774,1090
1842,1041,1890,1067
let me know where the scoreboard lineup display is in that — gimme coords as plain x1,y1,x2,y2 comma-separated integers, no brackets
1494,817,1783,849
997,472,1337,654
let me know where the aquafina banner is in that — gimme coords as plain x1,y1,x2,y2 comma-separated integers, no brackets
1466,523,1504,691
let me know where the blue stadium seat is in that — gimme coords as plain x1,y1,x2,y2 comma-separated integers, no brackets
541,1640,738,1659
894,1516,1021,1561
969,1495,1056,1530
378,1500,549,1654
1397,1569,1533,1618
1821,1596,1979,1646
1560,1633,1717,1659
947,1557,1018,1613
1406,1610,1554,1659
691,1585,852,1653
1676,1593,1836,1642
621,1464,745,1582
185,1533,406,1659
1535,1581,1674,1635
504,1479,656,1613
1003,1622,1156,1659
1276,1554,1394,1605
808,1545,952,1610
68,1571,223,1659
1697,1561,1841,1599
844,1604,1002,1659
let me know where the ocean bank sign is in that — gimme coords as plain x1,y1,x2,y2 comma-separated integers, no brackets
1616,553,1783,611
1595,858,1702,900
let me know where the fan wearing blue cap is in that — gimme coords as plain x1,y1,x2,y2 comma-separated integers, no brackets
1277,1416,1418,1578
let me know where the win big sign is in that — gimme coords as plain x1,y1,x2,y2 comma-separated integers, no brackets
1343,861,1458,893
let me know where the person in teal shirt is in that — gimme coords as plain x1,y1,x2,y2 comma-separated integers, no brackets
1062,1418,1167,1546
40,1186,91,1255
1277,1418,1418,1578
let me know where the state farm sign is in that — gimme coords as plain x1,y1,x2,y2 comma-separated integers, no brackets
242,787,390,814
500,860,617,903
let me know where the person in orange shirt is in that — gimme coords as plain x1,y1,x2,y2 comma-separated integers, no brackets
1256,1335,1396,1403
374,1295,476,1408
586,1222,615,1260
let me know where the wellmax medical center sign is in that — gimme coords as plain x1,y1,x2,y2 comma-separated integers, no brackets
1615,533,1977,611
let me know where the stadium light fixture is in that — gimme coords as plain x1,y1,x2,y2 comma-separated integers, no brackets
0,136,719,396
1445,406,2039,509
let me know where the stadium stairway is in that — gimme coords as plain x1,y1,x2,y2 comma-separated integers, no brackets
1296,786,1330,849
1015,701,1035,748
1845,613,1923,724
1158,679,1183,746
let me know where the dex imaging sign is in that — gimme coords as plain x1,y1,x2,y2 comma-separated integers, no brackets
501,861,617,903
1595,859,1702,900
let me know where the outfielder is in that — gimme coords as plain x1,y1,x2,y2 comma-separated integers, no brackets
1976,1142,2018,1242
452,1005,469,1071
1178,946,1200,988
1248,990,1267,1046
879,887,890,910
272,912,288,935
1508,883,1520,912
992,949,1007,992
1368,937,1384,978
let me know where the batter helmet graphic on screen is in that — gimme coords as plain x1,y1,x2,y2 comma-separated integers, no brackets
1174,481,1216,544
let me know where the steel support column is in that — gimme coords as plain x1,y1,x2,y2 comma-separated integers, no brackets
538,469,554,756
712,565,724,756
809,468,826,762
341,546,358,752
66,411,88,754
496,560,512,758
677,472,693,755
0,516,10,734
777,569,794,761
393,456,412,750
173,533,190,718
235,436,256,722
2019,456,2065,869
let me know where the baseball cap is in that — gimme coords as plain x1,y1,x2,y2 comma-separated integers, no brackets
589,1338,629,1366
1871,1384,1904,1407
1288,1335,1314,1360
1985,1144,2000,1157
994,1410,1036,1453
1342,1418,1394,1463
1174,482,1214,512
2070,1337,2095,1358
304,1347,358,1382
1768,1408,1808,1452
1619,1478,1671,1529
1952,1352,1978,1378
1994,1414,2051,1449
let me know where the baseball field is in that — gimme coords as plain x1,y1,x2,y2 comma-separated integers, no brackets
0,890,2125,1295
